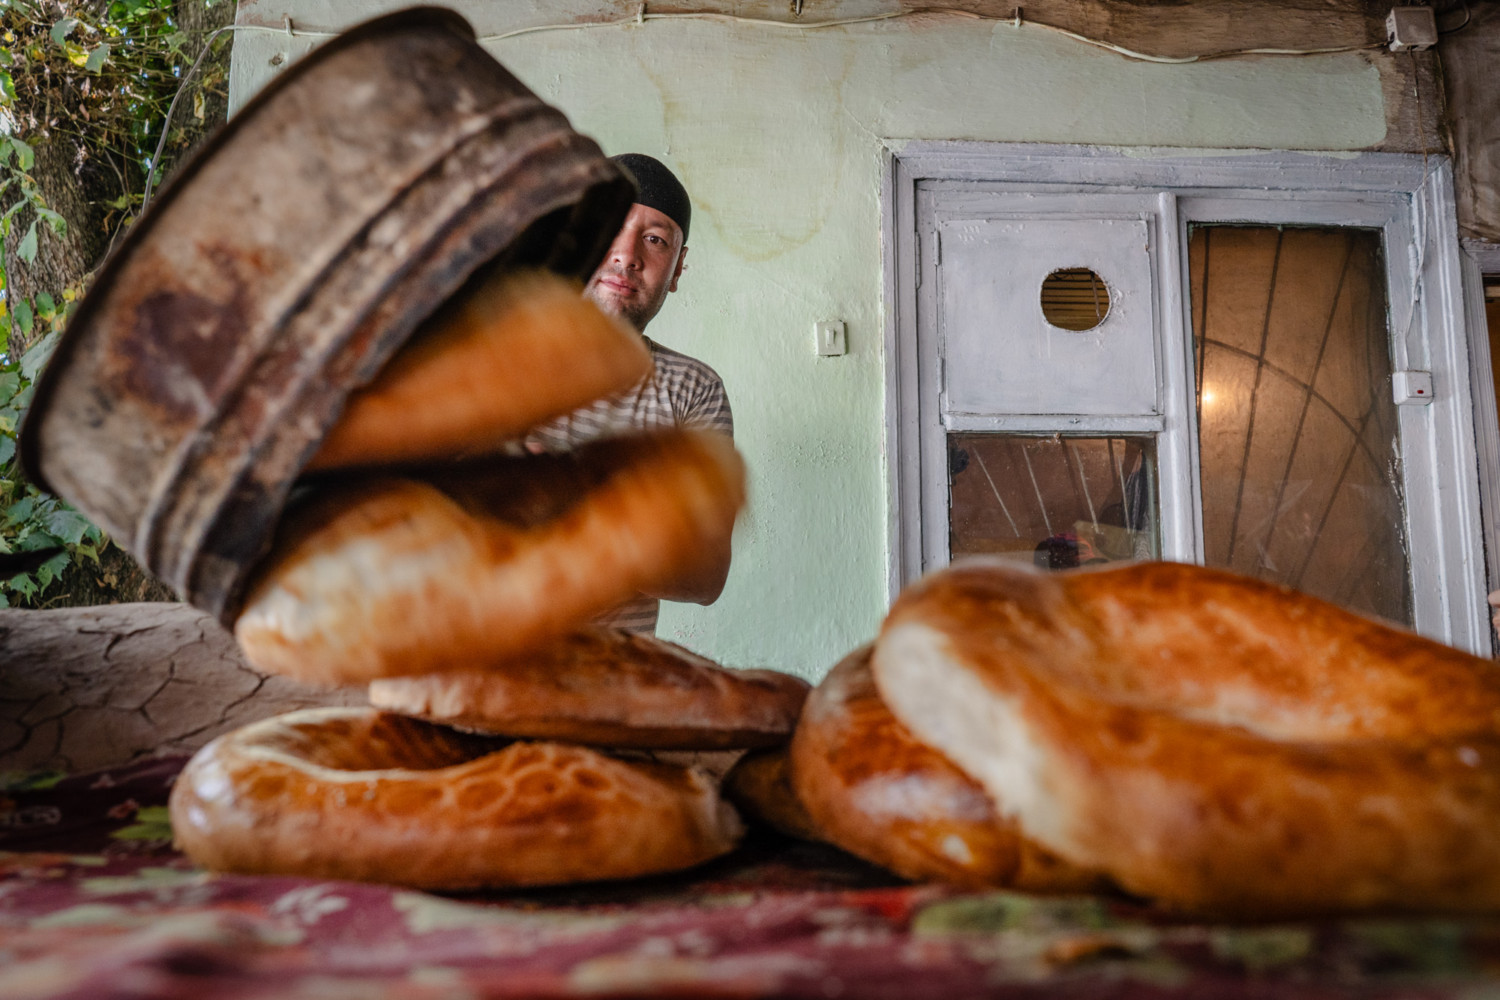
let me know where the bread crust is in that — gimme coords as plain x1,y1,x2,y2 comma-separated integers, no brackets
368,627,808,749
791,645,1106,891
723,748,823,843
872,560,1500,917
234,430,745,685
309,269,650,470
168,707,744,889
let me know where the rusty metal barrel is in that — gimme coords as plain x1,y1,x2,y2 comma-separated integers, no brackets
18,7,634,624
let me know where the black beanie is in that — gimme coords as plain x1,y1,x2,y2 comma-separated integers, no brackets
611,153,691,243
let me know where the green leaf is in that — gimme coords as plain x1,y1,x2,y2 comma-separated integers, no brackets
20,329,58,380
113,805,173,841
10,138,32,172
34,292,54,317
41,508,93,545
49,17,80,45
4,495,35,525
0,371,21,406
0,437,15,467
0,770,67,792
16,219,37,264
35,208,65,237
0,69,13,105
34,547,70,590
83,42,109,73
12,297,31,337
6,572,35,597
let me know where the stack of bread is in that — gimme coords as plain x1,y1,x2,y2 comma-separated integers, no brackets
168,268,809,890
733,558,1500,918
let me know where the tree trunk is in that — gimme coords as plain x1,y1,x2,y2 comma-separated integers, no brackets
2,113,113,355
5,0,237,608
170,0,235,168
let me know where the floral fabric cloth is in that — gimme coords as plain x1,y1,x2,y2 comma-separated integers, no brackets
3,756,1500,999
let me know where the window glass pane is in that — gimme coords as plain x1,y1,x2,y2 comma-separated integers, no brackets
1189,225,1411,626
948,434,1157,569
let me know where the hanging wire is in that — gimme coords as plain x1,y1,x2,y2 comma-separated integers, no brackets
140,23,237,210
143,7,1389,213
1438,1,1472,35
1395,48,1437,370
205,6,1390,58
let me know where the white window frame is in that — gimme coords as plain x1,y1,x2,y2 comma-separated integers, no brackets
883,143,1491,655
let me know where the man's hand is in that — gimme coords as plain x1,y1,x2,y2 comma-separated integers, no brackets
648,534,732,606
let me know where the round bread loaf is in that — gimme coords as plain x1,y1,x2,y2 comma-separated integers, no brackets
168,707,744,889
791,645,1107,891
309,269,650,471
368,627,809,749
872,559,1500,917
235,430,745,685
722,748,824,843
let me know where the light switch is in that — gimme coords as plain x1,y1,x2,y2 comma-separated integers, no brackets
815,320,846,357
1393,370,1434,405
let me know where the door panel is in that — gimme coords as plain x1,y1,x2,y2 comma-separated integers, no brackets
940,217,1158,416
1189,226,1410,626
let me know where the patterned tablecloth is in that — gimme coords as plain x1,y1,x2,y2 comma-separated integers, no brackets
5,756,1500,999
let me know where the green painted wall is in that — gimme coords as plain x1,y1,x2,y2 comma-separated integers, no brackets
232,9,1388,679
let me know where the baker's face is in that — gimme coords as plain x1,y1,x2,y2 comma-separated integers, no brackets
585,203,686,332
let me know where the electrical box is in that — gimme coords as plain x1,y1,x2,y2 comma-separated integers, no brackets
1387,6,1437,52
1393,370,1434,405
815,320,847,356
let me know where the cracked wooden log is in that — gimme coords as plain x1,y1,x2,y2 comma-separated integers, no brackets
0,603,362,774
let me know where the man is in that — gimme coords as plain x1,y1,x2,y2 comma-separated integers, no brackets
526,154,734,635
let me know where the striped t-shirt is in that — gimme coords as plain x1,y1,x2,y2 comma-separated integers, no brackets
524,337,733,634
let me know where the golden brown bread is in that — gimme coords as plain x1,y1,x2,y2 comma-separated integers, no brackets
368,627,809,749
722,748,824,842
168,707,744,889
872,559,1500,917
309,269,650,470
234,430,745,685
791,645,1107,891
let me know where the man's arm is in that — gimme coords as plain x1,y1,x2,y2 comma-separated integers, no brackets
648,356,734,605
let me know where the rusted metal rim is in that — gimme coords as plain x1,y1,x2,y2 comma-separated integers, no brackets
20,7,481,485
20,7,635,622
